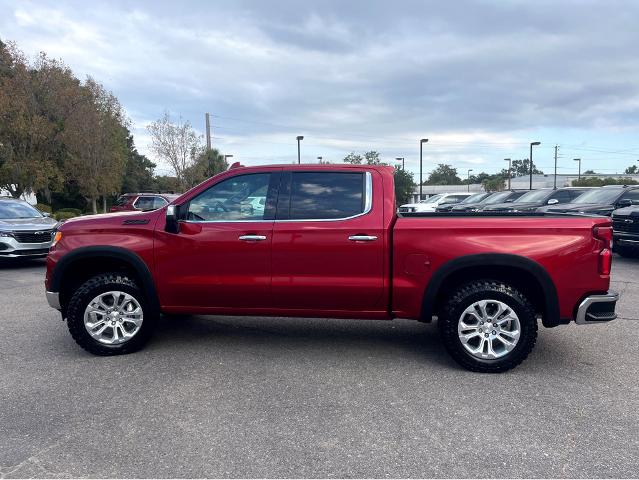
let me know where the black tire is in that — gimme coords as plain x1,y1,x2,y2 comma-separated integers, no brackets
438,280,538,373
66,273,155,355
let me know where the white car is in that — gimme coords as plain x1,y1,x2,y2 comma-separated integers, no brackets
398,192,474,213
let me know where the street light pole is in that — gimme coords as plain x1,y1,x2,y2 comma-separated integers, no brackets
395,157,405,170
420,139,428,200
529,141,541,190
553,145,559,189
317,156,323,163
467,169,473,192
504,158,512,190
296,136,304,164
574,158,582,180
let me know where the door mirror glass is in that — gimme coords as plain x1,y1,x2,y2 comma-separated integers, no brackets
165,204,179,233
547,198,559,205
617,198,632,208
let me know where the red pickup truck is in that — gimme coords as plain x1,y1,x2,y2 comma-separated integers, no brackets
45,164,618,372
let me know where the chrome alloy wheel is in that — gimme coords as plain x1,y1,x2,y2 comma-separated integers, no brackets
457,299,521,359
83,291,144,345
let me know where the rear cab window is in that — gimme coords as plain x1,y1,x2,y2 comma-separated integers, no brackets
277,171,370,220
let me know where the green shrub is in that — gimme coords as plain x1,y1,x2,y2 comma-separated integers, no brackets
35,203,52,213
54,211,79,221
56,208,83,216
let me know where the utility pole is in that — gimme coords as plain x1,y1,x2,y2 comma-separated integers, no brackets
467,169,473,192
574,158,582,180
420,139,428,200
205,113,211,150
529,141,541,190
296,136,304,164
504,158,512,190
553,145,559,189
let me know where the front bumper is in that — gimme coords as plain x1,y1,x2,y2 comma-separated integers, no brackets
613,232,639,248
46,291,61,310
575,291,619,325
0,236,52,258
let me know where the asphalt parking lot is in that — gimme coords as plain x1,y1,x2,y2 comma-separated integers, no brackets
0,257,638,478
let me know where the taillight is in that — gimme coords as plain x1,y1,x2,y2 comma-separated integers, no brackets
594,226,613,275
593,226,612,248
599,248,612,275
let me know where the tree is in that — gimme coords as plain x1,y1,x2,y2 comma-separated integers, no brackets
501,159,543,178
482,176,505,192
572,177,638,187
343,152,363,164
624,165,638,174
62,78,129,213
583,169,596,175
183,148,229,188
426,164,461,185
121,134,156,194
0,42,66,198
393,167,415,205
364,151,383,165
147,111,202,190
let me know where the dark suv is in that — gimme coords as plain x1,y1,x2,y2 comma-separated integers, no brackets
537,185,639,216
110,193,180,213
482,187,591,213
612,205,639,257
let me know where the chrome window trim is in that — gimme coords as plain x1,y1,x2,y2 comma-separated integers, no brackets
182,171,373,224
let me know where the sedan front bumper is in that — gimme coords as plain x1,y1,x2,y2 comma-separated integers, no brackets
0,235,53,258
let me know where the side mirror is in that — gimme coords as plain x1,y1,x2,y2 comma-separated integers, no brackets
616,199,632,208
165,205,179,233
42,212,51,217
547,198,559,205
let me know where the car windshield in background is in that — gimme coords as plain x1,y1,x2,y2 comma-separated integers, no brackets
516,190,550,202
571,188,623,204
114,196,131,206
461,193,487,203
0,202,43,219
484,192,513,204
420,194,442,204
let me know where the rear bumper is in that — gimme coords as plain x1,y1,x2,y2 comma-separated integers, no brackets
575,291,619,325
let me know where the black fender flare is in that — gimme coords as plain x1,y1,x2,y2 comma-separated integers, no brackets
421,253,561,327
50,246,160,314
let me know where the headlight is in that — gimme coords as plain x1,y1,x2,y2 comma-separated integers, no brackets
0,231,14,238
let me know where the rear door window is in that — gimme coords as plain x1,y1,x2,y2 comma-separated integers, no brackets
282,171,366,220
134,196,154,210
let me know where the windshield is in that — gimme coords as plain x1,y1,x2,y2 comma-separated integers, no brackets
515,190,551,203
484,191,513,204
419,194,442,204
0,201,43,219
571,188,623,204
461,192,488,204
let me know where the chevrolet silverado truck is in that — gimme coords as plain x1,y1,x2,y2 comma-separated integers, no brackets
45,164,618,372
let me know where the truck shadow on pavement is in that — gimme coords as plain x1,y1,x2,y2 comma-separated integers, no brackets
145,313,458,370
0,258,47,270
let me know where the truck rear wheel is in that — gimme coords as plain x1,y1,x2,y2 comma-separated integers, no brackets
438,280,538,373
66,273,154,355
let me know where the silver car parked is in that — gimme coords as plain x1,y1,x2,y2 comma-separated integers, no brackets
0,197,59,258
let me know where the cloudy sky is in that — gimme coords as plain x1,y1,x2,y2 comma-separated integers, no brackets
2,0,639,178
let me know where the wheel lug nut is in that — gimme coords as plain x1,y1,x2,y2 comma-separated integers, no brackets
492,330,496,335
484,333,489,338
480,321,484,325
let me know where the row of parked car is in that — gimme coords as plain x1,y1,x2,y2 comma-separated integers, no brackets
399,185,639,257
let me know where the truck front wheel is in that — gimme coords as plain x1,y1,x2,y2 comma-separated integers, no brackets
66,273,154,355
438,280,538,373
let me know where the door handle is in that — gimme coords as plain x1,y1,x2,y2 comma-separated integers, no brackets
348,235,378,242
239,234,267,242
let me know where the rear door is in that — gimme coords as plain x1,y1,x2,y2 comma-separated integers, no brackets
271,169,386,313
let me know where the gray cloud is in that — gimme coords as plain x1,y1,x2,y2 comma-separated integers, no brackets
2,0,639,173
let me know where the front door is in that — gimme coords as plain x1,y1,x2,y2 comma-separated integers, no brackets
155,171,278,310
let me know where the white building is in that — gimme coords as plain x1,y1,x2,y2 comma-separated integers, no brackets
509,173,639,190
0,187,37,205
